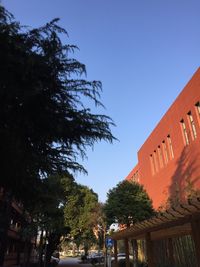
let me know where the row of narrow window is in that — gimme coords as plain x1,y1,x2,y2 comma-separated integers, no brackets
131,170,139,182
150,135,174,175
149,101,200,175
180,102,200,145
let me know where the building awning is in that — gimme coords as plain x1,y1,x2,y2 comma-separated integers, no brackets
111,197,200,241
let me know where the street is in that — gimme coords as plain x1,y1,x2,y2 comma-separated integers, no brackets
58,257,93,267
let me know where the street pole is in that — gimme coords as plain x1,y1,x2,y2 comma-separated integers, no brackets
107,248,111,267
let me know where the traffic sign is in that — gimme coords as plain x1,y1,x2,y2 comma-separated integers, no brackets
106,237,114,248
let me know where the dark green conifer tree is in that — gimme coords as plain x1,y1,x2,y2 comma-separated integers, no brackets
0,5,115,265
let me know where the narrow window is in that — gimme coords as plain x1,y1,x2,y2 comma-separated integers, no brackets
196,102,200,116
162,141,168,164
180,119,189,145
133,171,139,182
188,111,197,139
153,150,159,172
136,171,139,182
132,173,137,182
158,146,164,168
167,135,174,159
195,102,200,127
150,154,155,175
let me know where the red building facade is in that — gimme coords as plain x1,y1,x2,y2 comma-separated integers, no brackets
126,68,200,209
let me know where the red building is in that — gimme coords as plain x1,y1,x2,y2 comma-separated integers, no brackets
126,68,200,210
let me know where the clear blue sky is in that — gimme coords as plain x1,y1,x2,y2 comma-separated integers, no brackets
3,0,200,202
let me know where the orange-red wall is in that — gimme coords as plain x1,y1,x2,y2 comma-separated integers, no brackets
126,164,140,183
126,68,200,209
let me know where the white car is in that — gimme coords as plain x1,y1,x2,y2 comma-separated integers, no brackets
50,256,60,264
88,252,104,264
111,253,129,262
117,253,126,260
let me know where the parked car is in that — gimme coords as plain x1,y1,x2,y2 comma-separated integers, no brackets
88,252,104,264
116,253,126,260
50,256,60,264
111,253,126,262
42,254,60,265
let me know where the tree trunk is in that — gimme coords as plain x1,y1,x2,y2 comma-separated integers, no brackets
23,241,28,267
17,240,21,266
38,229,44,267
72,242,76,256
45,232,61,266
0,192,12,267
44,242,50,267
25,243,32,267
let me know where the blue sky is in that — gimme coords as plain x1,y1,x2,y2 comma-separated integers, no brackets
3,0,200,202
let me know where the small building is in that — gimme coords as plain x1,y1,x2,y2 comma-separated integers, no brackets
0,187,36,267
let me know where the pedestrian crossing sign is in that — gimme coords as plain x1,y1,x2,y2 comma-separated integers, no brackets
106,238,114,248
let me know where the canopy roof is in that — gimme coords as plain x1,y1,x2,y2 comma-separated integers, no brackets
111,197,200,241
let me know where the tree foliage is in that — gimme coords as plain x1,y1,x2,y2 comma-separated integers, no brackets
64,184,99,252
19,173,72,264
0,5,115,202
91,202,107,250
104,180,154,227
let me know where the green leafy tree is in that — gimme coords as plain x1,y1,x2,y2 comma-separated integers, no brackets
32,174,73,266
91,202,107,250
64,185,99,254
17,173,72,267
104,180,154,266
104,180,154,227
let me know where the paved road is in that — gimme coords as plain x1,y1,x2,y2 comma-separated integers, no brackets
59,257,93,267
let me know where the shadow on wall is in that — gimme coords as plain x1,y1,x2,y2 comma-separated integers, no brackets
167,145,200,208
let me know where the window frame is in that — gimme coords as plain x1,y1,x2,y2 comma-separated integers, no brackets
187,111,197,140
167,135,174,159
162,140,169,164
157,145,164,168
180,119,189,145
150,154,155,175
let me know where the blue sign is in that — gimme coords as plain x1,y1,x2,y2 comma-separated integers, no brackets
106,238,114,248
